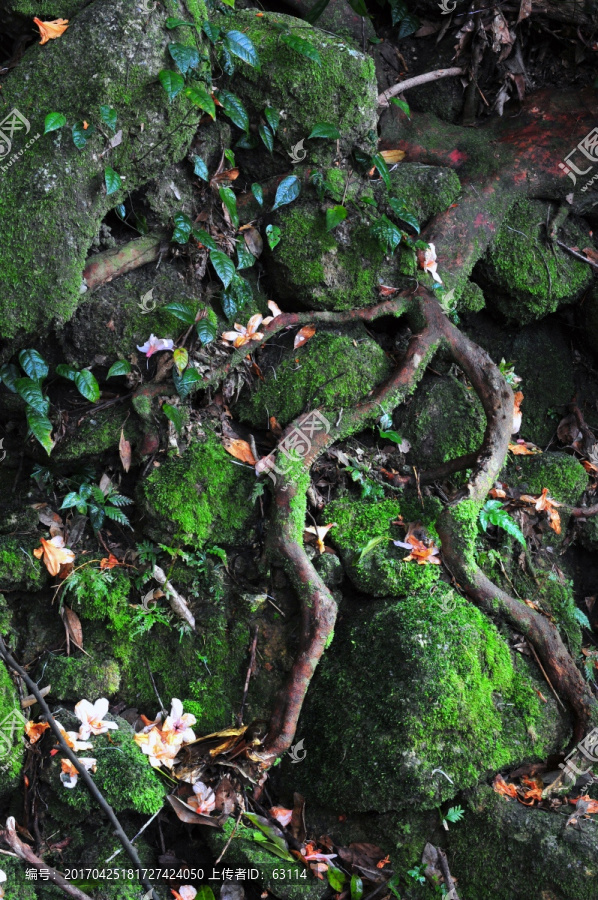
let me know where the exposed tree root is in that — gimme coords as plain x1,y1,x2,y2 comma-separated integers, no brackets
82,233,167,292
377,67,464,106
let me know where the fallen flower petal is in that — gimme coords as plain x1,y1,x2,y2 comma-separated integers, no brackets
304,523,336,555
172,888,197,900
137,334,175,358
417,243,443,284
162,698,197,745
492,773,518,799
270,806,293,827
60,757,96,789
25,721,50,744
100,554,121,570
512,391,524,434
188,781,216,815
74,698,118,740
33,535,75,577
34,17,69,44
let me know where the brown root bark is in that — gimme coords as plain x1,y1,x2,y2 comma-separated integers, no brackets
82,233,167,291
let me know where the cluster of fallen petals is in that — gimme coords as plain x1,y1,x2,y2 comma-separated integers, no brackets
137,334,175,358
493,773,598,825
134,698,197,770
221,301,281,349
519,487,562,534
416,243,442,283
394,523,441,565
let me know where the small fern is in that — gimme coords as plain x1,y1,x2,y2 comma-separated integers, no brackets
479,499,525,547
61,481,133,531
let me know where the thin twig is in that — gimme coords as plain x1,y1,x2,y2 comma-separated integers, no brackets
526,640,567,711
555,239,598,271
0,636,160,900
378,68,464,106
436,847,460,900
146,661,167,716
214,807,243,866
152,565,196,631
237,626,259,726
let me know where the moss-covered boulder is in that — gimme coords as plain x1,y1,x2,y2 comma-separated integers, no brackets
388,164,462,227
237,327,392,428
506,452,588,506
290,589,566,814
0,535,46,592
480,200,593,323
43,655,121,701
0,854,38,900
3,0,87,17
0,0,207,345
0,662,24,799
446,784,598,900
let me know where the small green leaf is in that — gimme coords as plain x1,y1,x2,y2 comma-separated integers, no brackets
479,499,526,547
372,152,391,190
193,155,209,181
19,349,48,381
107,360,131,378
56,363,76,381
224,30,260,69
390,97,411,117
327,868,347,892
184,84,216,119
220,291,237,319
216,90,249,132
371,214,402,253
74,369,100,403
202,21,222,44
264,107,280,134
99,105,117,130
326,204,347,231
173,348,189,374
348,0,369,14
192,227,218,251
172,212,192,244
196,318,218,345
165,16,194,28
265,224,281,250
308,123,340,140
163,402,184,433
104,166,122,196
44,112,66,134
173,367,201,399
574,608,592,629
27,408,54,455
389,197,420,233
196,888,216,900
219,185,239,228
16,378,49,415
210,250,236,288
164,301,196,324
358,534,387,563
259,123,274,153
158,69,185,102
350,875,364,900
224,149,236,167
251,183,264,207
281,32,321,65
72,121,90,149
237,243,255,270
379,429,404,445
168,41,200,73
272,175,300,211
0,364,20,393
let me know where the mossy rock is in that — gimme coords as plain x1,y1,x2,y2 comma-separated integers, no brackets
506,452,588,506
290,590,567,814
53,405,143,462
237,327,392,428
265,199,391,310
0,854,38,900
141,431,256,546
481,199,593,323
397,375,486,470
387,164,461,227
323,498,444,597
0,662,24,799
0,0,207,345
0,535,46,592
445,784,598,900
43,655,121,702
215,10,378,163
3,0,87,17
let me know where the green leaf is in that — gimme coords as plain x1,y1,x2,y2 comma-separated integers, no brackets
196,318,218,345
202,21,222,44
61,492,82,510
305,0,332,24
220,44,235,76
479,500,526,547
224,30,260,69
15,378,49,415
251,183,264,207
229,273,253,307
350,875,363,900
56,363,76,381
444,805,465,824
99,105,117,130
19,349,48,381
158,69,185,102
27,408,54,455
327,868,347,892
163,402,184,433
0,363,20,393
220,290,238,319
372,152,391,190
281,32,321,65
168,41,200,73
107,360,131,378
72,121,91,149
224,149,235,167
235,132,257,150
237,243,255,270
371,214,402,253
358,534,387,563
219,185,239,228
216,90,249,132
389,197,420,233
165,17,194,28
192,227,218,251
173,367,201,400
379,429,404,445
104,505,131,528
184,84,216,119
264,107,280,134
164,301,196,325
272,175,300,211
210,250,236,288
265,224,282,250
390,97,411,117
44,112,66,134
193,155,209,181
196,888,215,900
348,0,369,14
397,12,420,39
104,166,122,196
172,212,192,244
326,205,347,231
308,123,340,140
574,608,592,629
259,123,274,153
74,369,100,403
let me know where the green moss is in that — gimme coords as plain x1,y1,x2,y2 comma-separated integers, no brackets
507,452,588,505
323,497,443,596
65,567,133,630
0,662,24,797
388,164,462,226
142,431,256,545
238,329,391,428
44,655,121,701
7,0,87,15
0,854,38,900
291,588,564,813
482,199,593,323
53,406,141,461
0,536,45,592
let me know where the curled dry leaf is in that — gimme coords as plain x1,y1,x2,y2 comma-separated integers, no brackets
100,554,121,570
33,536,75,577
119,428,131,473
61,606,84,654
294,325,316,350
244,226,263,258
223,437,257,466
379,149,405,165
520,488,561,534
509,441,541,455
492,773,518,799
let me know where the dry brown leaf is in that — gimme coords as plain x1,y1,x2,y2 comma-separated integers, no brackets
509,441,541,456
492,773,518,799
244,226,263,258
378,284,399,297
517,0,533,23
582,460,598,474
222,437,257,466
294,325,316,350
582,247,598,264
25,721,50,744
33,536,75,577
379,149,405,164
61,605,84,655
119,428,131,473
36,505,64,530
166,794,221,827
211,168,239,184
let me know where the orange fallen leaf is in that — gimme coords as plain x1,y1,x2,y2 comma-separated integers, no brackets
100,554,121,570
512,391,524,434
509,441,542,455
211,168,240,184
533,688,548,702
33,17,69,44
269,416,282,437
294,325,316,350
378,284,399,296
520,488,561,534
489,486,507,499
582,460,598,474
582,247,598,264
33,536,75,577
223,437,257,466
379,149,405,165
492,773,518,799
25,721,50,744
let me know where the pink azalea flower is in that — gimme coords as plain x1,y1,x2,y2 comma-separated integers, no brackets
137,334,175,358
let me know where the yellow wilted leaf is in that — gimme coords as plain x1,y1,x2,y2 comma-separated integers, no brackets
379,149,405,164
33,536,75,576
223,437,256,466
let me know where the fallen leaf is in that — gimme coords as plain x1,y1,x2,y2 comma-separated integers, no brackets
519,775,543,805
376,855,391,869
34,17,69,44
61,606,84,653
582,460,598,474
378,285,399,297
119,428,131,473
166,795,222,827
508,441,542,455
271,806,293,827
244,227,263,258
492,773,518,799
211,168,239,184
379,149,405,165
582,247,598,264
517,0,532,23
33,536,75,577
520,488,561,534
223,437,257,466
269,416,282,437
100,554,121,570
25,721,50,744
489,486,507,499
512,391,524,434
570,794,598,814
294,325,316,349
